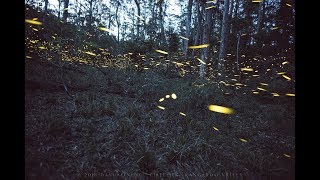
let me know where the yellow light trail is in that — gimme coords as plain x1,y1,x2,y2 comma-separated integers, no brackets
285,93,295,97
239,138,248,142
271,93,280,97
188,44,209,49
282,75,291,81
157,106,165,110
277,72,286,75
84,52,96,56
155,49,169,55
179,36,189,40
197,58,206,65
208,105,234,114
206,0,217,3
283,154,291,158
240,68,253,72
257,87,267,91
98,27,116,35
205,6,216,10
25,19,42,25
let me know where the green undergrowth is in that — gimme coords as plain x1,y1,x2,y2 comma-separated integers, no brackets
25,58,294,179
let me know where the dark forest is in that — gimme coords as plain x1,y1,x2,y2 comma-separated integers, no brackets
25,0,295,179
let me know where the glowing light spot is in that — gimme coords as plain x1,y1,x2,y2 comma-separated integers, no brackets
159,98,164,102
197,58,206,65
235,83,243,86
266,69,271,71
282,61,289,65
64,8,68,11
25,19,42,25
134,14,145,21
188,44,209,49
26,56,32,59
277,72,286,75
179,112,186,116
208,105,234,114
38,46,46,50
271,27,279,30
165,95,170,98
271,93,280,97
257,87,267,91
283,154,291,158
213,126,219,131
239,138,248,142
155,49,169,55
84,51,96,56
205,6,216,10
252,75,259,77
285,93,295,97
282,75,291,81
32,28,38,31
179,36,189,40
157,106,165,110
241,68,253,72
32,18,38,21
98,27,116,35
253,92,259,94
286,4,292,7
206,0,217,3
260,83,268,86
171,93,177,99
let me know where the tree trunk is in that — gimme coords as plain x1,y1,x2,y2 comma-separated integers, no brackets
184,0,193,58
192,1,202,57
134,0,140,38
200,2,213,78
116,4,120,43
158,0,165,47
88,0,93,32
228,0,234,34
44,0,49,13
58,0,61,19
236,33,240,73
62,0,70,22
218,0,230,76
256,0,265,48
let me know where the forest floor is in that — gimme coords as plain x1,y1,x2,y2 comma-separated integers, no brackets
25,57,295,180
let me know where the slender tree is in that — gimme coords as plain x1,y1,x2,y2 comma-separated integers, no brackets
255,0,265,49
134,0,141,38
218,0,231,76
44,0,49,13
191,1,203,57
200,1,213,78
62,0,70,22
184,0,193,58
